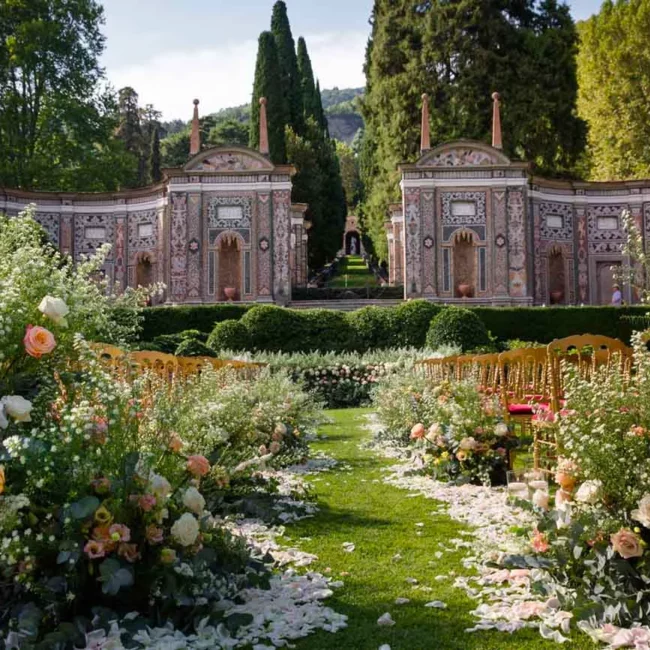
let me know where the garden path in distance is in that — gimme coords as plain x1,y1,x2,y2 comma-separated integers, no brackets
287,409,594,650
328,256,379,288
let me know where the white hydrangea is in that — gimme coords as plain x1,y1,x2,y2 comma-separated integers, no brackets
149,474,172,499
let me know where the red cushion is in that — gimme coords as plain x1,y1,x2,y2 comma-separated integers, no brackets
508,404,534,415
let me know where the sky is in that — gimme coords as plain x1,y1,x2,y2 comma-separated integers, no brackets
101,0,603,121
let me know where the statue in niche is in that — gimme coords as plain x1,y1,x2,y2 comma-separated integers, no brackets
350,237,357,255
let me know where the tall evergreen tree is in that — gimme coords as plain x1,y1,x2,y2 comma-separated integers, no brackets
297,37,320,124
250,31,287,163
314,80,329,136
361,0,586,260
271,1,304,134
149,126,162,183
577,0,650,179
116,87,146,186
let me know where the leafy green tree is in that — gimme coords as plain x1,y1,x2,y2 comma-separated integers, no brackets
115,87,145,186
207,119,250,147
577,0,650,180
161,130,190,168
250,31,287,163
0,0,136,190
271,1,304,134
336,141,362,209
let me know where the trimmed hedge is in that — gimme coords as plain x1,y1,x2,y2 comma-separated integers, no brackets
291,286,404,300
139,302,650,352
426,306,491,352
141,304,252,340
208,320,250,352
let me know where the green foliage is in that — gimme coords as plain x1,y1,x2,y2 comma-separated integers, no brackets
160,129,190,168
250,31,287,163
392,300,441,348
297,38,320,128
426,307,492,352
207,320,251,352
346,306,396,352
360,0,586,259
174,338,215,357
271,1,304,135
335,141,363,208
149,125,162,183
207,119,249,148
320,87,364,111
240,305,304,352
140,304,251,340
577,0,650,179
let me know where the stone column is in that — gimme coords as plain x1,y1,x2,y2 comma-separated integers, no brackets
185,193,202,301
403,188,422,298
256,193,273,301
113,214,127,293
169,193,188,303
492,190,509,298
506,189,527,298
272,189,291,303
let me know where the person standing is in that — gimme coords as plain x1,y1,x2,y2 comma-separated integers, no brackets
611,284,622,306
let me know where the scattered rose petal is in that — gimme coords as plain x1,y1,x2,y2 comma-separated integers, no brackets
425,601,448,609
377,612,395,627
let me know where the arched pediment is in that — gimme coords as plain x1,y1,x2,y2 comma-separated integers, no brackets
184,146,274,172
417,140,511,168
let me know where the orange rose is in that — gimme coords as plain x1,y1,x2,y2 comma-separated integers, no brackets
23,325,56,358
410,423,425,440
186,455,210,477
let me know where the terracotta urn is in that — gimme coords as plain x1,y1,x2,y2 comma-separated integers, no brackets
458,283,472,298
550,290,564,304
224,287,237,302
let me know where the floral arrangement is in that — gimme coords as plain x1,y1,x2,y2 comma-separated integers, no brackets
373,374,516,485
509,333,650,633
0,210,325,646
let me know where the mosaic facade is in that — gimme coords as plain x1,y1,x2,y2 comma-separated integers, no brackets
0,146,310,305
386,139,650,305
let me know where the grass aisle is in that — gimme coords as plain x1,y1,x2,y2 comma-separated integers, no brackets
327,256,378,288
288,408,594,650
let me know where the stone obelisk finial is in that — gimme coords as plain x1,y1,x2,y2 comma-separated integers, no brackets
190,99,201,156
420,93,431,153
259,97,269,156
491,92,502,150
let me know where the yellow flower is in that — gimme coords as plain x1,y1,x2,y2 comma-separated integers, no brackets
94,505,113,525
441,451,449,460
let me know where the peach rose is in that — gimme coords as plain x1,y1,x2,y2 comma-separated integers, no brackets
187,454,210,477
23,325,56,358
118,543,140,563
611,528,644,559
531,529,550,553
168,434,184,453
146,524,164,545
410,423,425,440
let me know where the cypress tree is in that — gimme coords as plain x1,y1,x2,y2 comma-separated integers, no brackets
314,80,329,136
116,86,145,187
149,126,162,183
271,1,304,134
297,37,320,124
250,31,288,163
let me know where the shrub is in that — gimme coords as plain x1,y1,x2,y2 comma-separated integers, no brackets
141,304,251,339
426,306,492,352
346,306,397,351
175,338,216,357
393,300,442,347
240,305,305,352
299,309,355,352
208,319,251,352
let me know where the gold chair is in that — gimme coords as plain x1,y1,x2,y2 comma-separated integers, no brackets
129,351,179,382
473,353,500,396
90,343,127,370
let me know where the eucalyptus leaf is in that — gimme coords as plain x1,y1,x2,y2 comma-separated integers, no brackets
69,496,100,520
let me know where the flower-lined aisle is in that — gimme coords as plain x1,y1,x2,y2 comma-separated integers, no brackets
0,210,346,649
368,333,650,650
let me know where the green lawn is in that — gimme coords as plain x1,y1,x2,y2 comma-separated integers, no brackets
328,256,379,288
287,409,595,650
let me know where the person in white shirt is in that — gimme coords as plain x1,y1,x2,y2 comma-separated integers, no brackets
611,284,622,306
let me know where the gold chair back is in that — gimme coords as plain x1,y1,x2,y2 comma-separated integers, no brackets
129,351,179,382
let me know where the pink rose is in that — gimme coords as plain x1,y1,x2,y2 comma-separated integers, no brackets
23,325,56,358
410,423,425,440
187,455,210,477
270,441,281,454
84,540,106,559
611,528,644,559
531,529,550,553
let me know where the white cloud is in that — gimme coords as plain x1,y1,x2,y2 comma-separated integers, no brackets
108,31,367,121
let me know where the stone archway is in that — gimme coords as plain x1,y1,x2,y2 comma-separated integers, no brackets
548,245,566,304
345,231,360,255
215,232,243,301
453,231,476,297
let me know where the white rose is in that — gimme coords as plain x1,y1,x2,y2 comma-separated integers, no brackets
631,494,650,529
575,480,602,505
495,422,509,437
38,296,69,326
171,513,200,547
149,474,172,498
459,436,478,451
532,490,549,510
182,487,205,515
1,396,33,423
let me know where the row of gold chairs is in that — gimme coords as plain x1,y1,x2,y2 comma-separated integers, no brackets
91,344,266,382
416,334,633,472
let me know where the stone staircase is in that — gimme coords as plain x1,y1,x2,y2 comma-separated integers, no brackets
288,299,404,311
